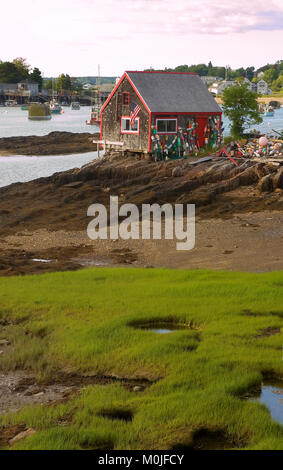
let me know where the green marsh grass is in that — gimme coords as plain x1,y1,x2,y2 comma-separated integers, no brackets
0,268,283,449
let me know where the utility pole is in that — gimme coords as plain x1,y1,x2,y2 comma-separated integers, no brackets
96,64,101,108
225,65,230,81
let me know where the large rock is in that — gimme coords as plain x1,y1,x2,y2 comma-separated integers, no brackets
172,166,184,177
9,428,36,446
258,174,273,192
272,168,283,190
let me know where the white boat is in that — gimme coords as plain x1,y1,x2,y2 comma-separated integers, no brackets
4,99,17,107
262,105,274,117
264,111,274,117
50,102,62,114
86,106,101,125
71,102,80,110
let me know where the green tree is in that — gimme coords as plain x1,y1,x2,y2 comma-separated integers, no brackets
222,84,262,137
43,79,53,90
0,61,24,82
30,67,43,91
213,66,226,79
187,64,208,76
235,76,245,85
263,68,277,85
174,64,190,72
246,66,255,81
13,57,30,79
56,73,72,91
235,67,246,78
271,75,283,92
70,77,82,93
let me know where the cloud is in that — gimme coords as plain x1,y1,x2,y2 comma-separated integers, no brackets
239,10,283,32
1,0,282,75
86,0,283,36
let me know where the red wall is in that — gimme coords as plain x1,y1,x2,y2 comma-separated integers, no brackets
196,116,209,147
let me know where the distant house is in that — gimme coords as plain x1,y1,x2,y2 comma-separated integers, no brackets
82,83,95,90
0,80,39,104
257,80,272,95
209,80,235,95
0,83,18,94
99,83,115,103
82,82,115,104
101,71,222,155
241,78,253,91
251,82,258,93
209,78,263,95
201,76,222,86
18,79,39,96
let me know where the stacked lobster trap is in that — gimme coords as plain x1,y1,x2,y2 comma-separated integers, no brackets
151,115,224,161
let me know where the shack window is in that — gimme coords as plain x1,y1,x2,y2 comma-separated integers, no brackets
156,119,177,134
122,92,130,105
121,117,140,134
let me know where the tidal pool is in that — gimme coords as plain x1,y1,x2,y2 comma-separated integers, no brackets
250,380,283,424
132,322,194,334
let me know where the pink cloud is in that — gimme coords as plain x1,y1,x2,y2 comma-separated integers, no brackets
1,0,282,75
86,0,283,36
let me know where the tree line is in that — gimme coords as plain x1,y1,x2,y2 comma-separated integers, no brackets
1,57,282,95
44,74,82,94
146,60,283,92
0,58,81,94
0,58,43,91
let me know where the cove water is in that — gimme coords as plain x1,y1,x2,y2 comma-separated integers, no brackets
0,152,98,188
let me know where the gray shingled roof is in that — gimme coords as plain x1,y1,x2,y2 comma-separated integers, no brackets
126,72,221,113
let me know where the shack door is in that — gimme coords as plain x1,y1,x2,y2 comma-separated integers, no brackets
196,116,208,148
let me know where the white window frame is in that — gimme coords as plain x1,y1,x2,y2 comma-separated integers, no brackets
120,116,140,134
156,118,177,134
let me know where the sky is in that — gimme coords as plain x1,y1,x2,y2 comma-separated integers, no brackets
1,0,283,77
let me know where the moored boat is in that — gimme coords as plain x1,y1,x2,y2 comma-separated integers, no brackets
86,107,101,125
264,111,274,117
262,105,274,117
5,100,18,107
50,102,62,114
71,101,80,110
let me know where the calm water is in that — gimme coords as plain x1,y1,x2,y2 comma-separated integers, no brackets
0,105,282,139
251,382,283,425
0,106,100,188
222,106,283,136
133,322,190,334
0,106,99,137
0,152,98,188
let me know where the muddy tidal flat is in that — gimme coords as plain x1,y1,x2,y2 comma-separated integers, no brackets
0,150,282,275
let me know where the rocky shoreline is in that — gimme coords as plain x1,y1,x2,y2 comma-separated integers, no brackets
0,150,282,276
0,131,100,156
